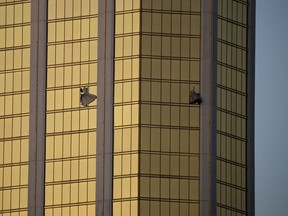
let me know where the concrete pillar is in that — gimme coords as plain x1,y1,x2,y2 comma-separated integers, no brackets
200,0,218,215
96,0,115,215
28,0,47,215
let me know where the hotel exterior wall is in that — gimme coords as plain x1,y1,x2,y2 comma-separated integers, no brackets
0,1,31,215
216,0,249,215
139,0,201,215
113,0,141,215
0,0,255,215
113,0,201,215
45,0,98,215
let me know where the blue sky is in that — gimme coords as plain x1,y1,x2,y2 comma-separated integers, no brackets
256,0,288,215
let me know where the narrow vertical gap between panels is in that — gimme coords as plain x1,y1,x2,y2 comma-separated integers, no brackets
212,0,218,213
246,0,255,215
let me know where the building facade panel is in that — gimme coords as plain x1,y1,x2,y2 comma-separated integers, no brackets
113,0,140,215
138,0,201,215
216,0,249,215
44,0,98,215
0,1,31,215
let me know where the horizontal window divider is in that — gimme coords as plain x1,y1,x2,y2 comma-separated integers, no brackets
217,38,247,51
0,184,28,191
47,14,98,23
0,207,28,214
141,9,201,16
141,55,200,61
216,108,247,119
0,45,30,52
113,102,140,106
218,16,248,27
45,155,96,163
0,0,30,7
216,203,247,214
47,60,97,68
139,174,199,180
139,151,199,157
138,197,200,203
140,78,200,84
0,135,29,142
45,178,97,186
217,62,247,73
46,106,97,114
114,78,140,84
114,33,141,37
216,84,247,96
0,67,30,74
139,124,200,130
46,84,97,91
0,22,30,30
44,201,96,209
114,9,141,15
47,37,98,46
113,151,139,156
216,157,247,168
216,131,247,142
141,32,200,38
114,55,140,61
0,90,30,97
46,129,97,137
0,161,29,168
113,124,140,130
112,174,139,179
112,197,139,202
139,101,199,108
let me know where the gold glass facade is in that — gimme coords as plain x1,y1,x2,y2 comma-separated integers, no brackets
45,0,98,215
216,0,248,215
114,0,201,215
113,0,140,215
0,0,254,215
0,1,30,215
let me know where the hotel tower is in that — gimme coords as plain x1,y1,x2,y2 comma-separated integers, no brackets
0,0,255,215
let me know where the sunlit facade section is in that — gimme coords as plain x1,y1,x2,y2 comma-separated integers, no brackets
216,0,248,215
0,1,30,215
45,0,98,215
113,0,140,215
139,0,201,215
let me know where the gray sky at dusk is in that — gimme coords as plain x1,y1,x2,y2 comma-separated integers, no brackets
256,0,288,215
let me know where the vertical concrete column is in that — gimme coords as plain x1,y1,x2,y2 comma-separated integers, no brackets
28,0,47,215
247,0,256,215
200,0,217,215
96,0,115,215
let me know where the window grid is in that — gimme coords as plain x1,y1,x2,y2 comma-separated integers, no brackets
113,0,141,215
0,1,31,215
116,0,201,215
216,0,248,215
45,0,98,215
